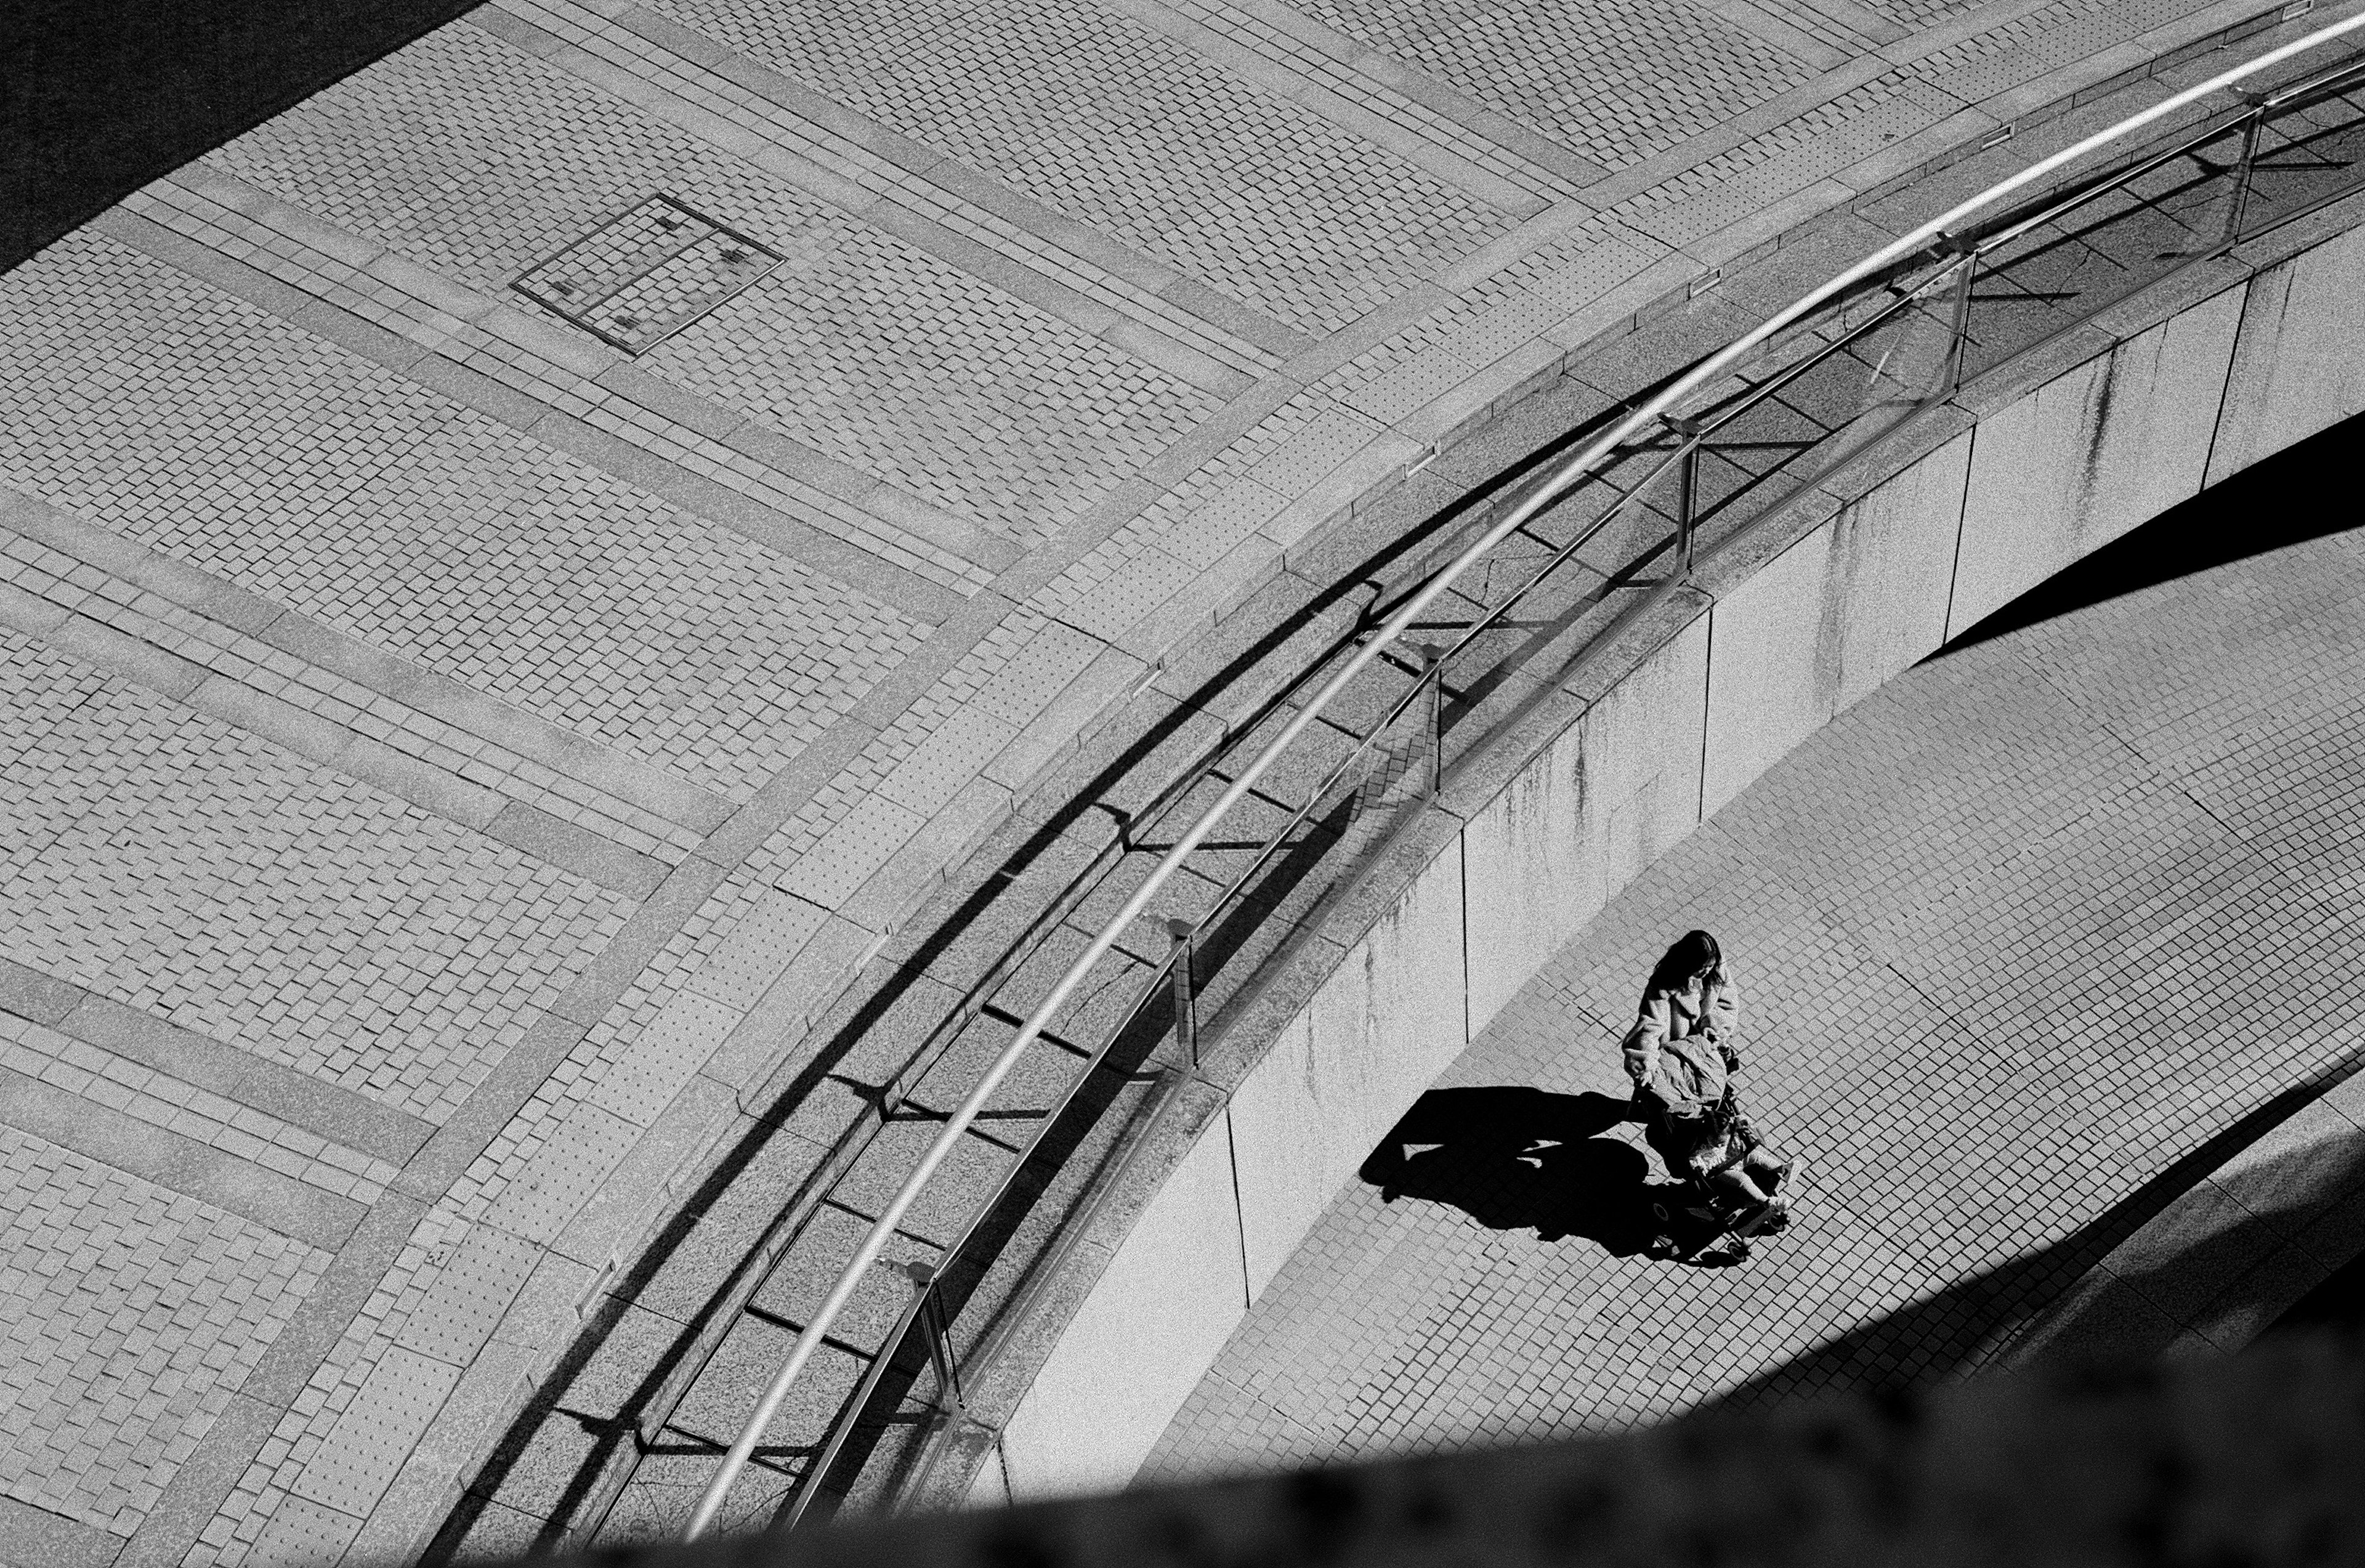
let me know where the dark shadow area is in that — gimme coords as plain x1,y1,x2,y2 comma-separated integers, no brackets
584,1328,2365,1568
1357,1088,1672,1256
6,0,485,273
2266,1243,2365,1336
1936,410,2365,655
1708,1053,2365,1413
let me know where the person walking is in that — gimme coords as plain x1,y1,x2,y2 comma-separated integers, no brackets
1622,930,1792,1258
1622,929,1738,1096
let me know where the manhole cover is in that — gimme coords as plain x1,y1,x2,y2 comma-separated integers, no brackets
512,195,782,354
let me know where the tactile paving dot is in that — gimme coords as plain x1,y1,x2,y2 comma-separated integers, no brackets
244,1496,366,1568
395,1226,542,1360
291,1348,464,1517
774,791,928,907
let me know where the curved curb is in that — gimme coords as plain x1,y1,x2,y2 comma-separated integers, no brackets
1999,1058,2365,1370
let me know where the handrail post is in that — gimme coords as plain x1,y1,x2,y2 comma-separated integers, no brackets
902,1262,966,1416
1165,917,1198,1066
2225,97,2268,243
1939,243,1979,398
1420,644,1445,798
1663,417,1703,577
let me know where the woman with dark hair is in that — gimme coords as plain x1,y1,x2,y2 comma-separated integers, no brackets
1623,930,1792,1258
1622,929,1736,1092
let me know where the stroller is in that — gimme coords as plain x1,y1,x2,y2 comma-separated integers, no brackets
1635,1036,1795,1264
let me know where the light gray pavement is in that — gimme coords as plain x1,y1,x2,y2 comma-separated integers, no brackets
0,0,2343,1560
1144,510,2365,1481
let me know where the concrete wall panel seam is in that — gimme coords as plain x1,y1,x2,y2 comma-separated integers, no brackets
2201,271,2256,490
1941,417,1976,641
1224,1105,1251,1314
1697,603,1716,826
1459,827,1474,1053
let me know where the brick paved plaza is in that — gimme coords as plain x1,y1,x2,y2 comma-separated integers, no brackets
2,0,2357,1559
1146,491,2365,1481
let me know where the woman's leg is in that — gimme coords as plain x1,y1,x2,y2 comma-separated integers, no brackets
1740,1144,1792,1195
1705,1163,1771,1208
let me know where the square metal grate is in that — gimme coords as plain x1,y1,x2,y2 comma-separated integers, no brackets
512,195,782,354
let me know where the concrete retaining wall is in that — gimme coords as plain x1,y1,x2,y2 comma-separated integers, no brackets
971,186,2365,1504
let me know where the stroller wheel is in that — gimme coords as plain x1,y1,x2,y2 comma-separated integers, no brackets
1686,1232,1750,1266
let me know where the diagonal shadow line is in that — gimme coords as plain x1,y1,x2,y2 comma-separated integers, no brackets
1708,1047,2365,1414
1933,413,2365,658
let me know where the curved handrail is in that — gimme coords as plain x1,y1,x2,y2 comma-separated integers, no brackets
682,12,2365,1538
575,292,1669,1547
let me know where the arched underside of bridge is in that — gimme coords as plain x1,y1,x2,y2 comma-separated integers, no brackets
1128,421,2365,1488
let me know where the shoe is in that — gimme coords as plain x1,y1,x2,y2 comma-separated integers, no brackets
1729,1198,1776,1235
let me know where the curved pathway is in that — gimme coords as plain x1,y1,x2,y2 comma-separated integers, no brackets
1145,434,2365,1479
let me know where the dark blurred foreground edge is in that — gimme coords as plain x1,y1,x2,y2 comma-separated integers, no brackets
539,1330,2365,1568
3,0,482,275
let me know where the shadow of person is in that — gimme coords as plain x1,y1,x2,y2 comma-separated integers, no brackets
1359,1086,1665,1256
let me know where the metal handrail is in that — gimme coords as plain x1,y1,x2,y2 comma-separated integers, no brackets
576,246,1664,1548
809,32,2365,1516
683,15,2365,1539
